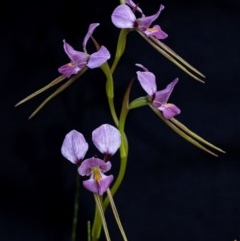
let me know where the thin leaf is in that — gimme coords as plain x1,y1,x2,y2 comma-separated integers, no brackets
149,105,224,157
106,189,128,241
170,118,225,154
137,31,205,83
15,75,66,107
28,73,82,119
150,36,206,78
93,194,111,241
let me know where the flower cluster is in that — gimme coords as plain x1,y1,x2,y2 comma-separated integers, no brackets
61,124,121,195
16,0,225,240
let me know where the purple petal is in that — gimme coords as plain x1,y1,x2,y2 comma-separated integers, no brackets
158,103,181,119
87,46,111,69
136,70,157,96
78,157,112,176
144,25,168,40
154,78,179,104
83,23,100,50
111,5,136,29
137,5,165,30
63,40,88,66
61,130,88,165
58,63,81,78
92,124,121,155
125,0,144,16
135,63,149,71
82,174,114,195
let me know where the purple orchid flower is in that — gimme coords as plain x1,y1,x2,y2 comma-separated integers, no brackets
58,23,111,78
136,64,181,119
61,124,121,195
111,1,168,40
78,157,114,195
61,129,89,165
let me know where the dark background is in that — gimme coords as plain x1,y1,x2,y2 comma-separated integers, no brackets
1,0,240,240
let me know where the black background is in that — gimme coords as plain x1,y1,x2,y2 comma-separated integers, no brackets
1,0,240,240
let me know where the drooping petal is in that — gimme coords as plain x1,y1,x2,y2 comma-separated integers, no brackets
87,46,111,69
111,4,136,29
61,130,89,165
158,103,181,119
144,25,168,39
154,78,179,104
82,173,114,195
63,40,88,66
137,5,165,30
92,124,121,155
83,23,100,51
78,157,112,176
136,70,157,96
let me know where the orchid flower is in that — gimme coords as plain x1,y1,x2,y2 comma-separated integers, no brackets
111,1,168,40
61,124,121,195
78,157,114,196
136,64,181,119
58,23,111,78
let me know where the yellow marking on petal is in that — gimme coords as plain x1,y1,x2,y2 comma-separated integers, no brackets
147,27,158,33
67,62,75,67
93,167,102,183
164,103,173,107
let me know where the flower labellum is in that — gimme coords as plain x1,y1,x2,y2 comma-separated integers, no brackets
78,157,114,195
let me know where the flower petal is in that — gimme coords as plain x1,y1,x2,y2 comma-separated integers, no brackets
63,40,88,66
158,103,181,119
82,174,114,195
61,130,88,164
135,63,149,71
58,63,80,78
136,70,157,96
111,4,136,29
144,25,168,39
154,78,179,104
83,23,100,50
125,0,144,16
92,124,121,155
87,46,111,69
78,157,112,176
137,4,165,30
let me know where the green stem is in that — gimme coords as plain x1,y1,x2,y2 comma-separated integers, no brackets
101,63,119,126
110,29,130,74
91,28,131,241
103,76,131,207
71,174,80,241
91,201,102,241
87,221,91,241
93,78,132,239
